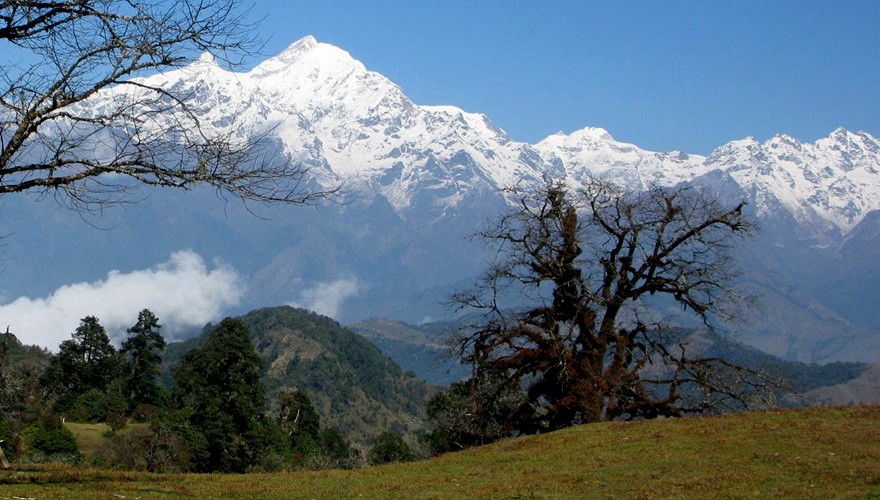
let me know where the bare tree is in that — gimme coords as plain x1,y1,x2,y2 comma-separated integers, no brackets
450,179,774,435
0,1,332,208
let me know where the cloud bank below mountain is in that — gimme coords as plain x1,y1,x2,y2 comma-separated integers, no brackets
0,250,243,350
289,277,360,319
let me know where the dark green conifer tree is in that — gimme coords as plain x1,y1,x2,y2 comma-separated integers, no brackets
172,318,267,473
121,309,167,411
43,316,121,413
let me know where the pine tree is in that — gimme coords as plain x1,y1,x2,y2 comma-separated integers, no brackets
44,316,121,413
121,309,167,410
71,316,120,390
172,318,267,473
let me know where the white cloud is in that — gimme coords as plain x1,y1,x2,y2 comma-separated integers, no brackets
0,250,243,350
290,278,359,319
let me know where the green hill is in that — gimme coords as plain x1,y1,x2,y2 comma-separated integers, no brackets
0,332,50,368
2,405,878,498
163,306,431,444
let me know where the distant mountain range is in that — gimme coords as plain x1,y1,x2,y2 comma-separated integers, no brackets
132,36,880,234
351,316,880,407
2,36,879,364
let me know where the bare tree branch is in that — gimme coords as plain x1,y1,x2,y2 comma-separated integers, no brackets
0,0,335,209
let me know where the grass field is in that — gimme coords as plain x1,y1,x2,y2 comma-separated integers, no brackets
2,405,878,498
64,421,150,461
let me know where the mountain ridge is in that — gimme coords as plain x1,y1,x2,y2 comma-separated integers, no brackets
142,36,880,234
160,306,430,444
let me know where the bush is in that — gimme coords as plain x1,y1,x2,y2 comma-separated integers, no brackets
368,431,413,465
30,427,78,456
69,384,127,424
95,421,190,472
69,388,107,422
0,419,18,462
131,403,160,423
295,428,358,470
320,428,354,465
27,423,82,463
106,413,128,432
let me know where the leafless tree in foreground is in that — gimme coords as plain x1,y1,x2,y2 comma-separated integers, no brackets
0,1,333,209
451,179,775,434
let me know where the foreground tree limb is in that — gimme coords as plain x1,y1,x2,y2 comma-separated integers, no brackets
0,1,334,209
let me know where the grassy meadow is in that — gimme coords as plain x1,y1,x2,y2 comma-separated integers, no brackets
2,405,878,498
63,422,149,462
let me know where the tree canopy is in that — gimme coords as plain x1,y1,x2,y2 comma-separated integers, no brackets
277,386,320,455
120,309,167,410
42,316,121,413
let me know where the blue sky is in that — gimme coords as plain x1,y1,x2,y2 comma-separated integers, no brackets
246,1,879,154
2,2,877,155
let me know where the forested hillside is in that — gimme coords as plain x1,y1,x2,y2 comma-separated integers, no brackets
163,307,430,443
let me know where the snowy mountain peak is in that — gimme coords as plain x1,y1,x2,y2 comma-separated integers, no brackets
698,129,880,233
536,127,880,233
569,126,615,142
195,51,217,65
252,36,320,67
768,133,801,146
249,35,366,83
727,136,761,150
286,35,319,53
539,127,614,146
830,126,852,139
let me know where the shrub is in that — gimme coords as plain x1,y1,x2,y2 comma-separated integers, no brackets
320,428,354,465
106,413,128,432
28,423,82,463
368,431,413,465
96,421,190,472
69,384,127,424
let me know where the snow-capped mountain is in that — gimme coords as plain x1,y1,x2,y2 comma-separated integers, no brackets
534,126,880,235
130,36,880,236
3,36,880,364
136,35,544,217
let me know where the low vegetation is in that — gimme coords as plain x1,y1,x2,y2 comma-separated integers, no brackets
0,406,877,498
